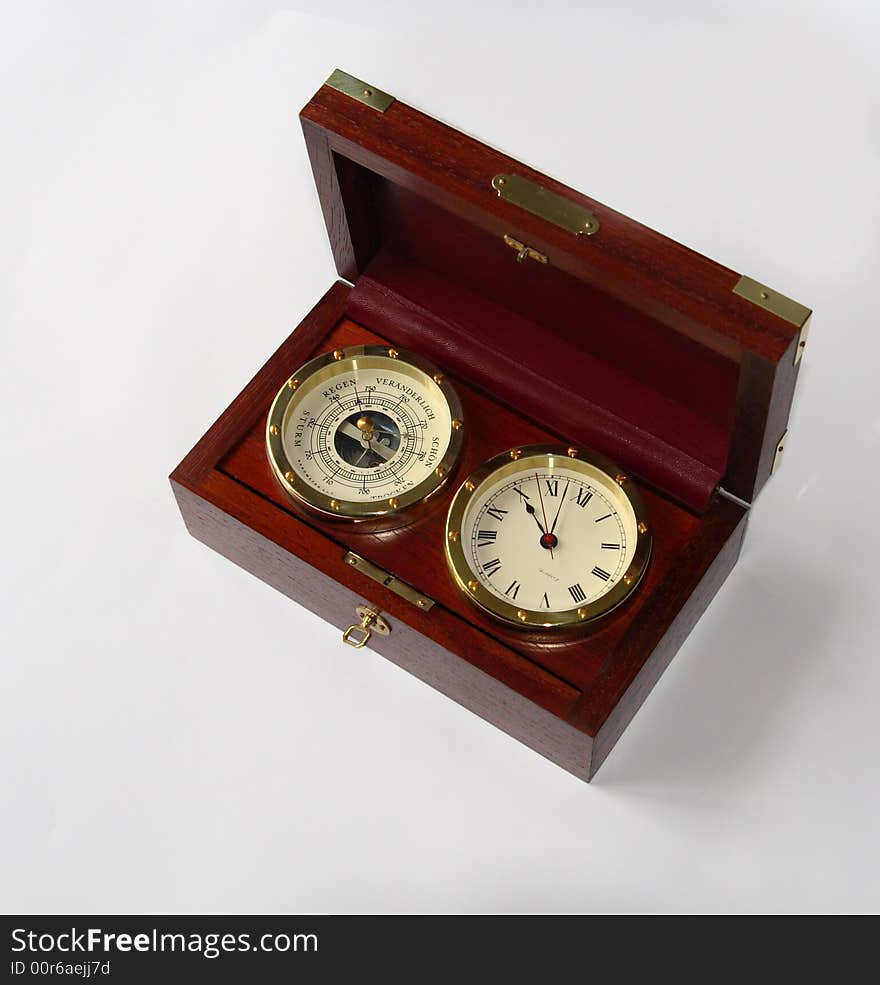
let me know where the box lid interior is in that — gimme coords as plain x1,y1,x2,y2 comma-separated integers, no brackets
300,71,811,511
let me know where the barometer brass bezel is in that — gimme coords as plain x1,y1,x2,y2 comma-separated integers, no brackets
267,344,464,522
445,444,652,632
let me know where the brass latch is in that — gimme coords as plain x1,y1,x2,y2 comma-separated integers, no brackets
342,605,391,649
344,552,435,610
503,234,548,265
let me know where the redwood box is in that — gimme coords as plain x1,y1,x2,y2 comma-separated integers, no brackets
171,70,811,781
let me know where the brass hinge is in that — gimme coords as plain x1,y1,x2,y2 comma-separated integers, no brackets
492,173,599,236
325,69,394,113
771,428,788,476
732,276,812,365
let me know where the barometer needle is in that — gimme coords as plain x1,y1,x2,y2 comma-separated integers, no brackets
336,421,397,461
337,421,366,443
363,436,397,462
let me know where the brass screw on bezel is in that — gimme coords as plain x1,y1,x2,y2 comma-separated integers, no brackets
638,521,648,534
332,350,344,361
269,424,280,436
284,471,296,483
388,497,399,509
510,448,522,460
452,419,463,430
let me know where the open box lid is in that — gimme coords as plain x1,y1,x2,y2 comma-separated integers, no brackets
299,69,812,512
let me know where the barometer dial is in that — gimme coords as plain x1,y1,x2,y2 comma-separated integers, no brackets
445,445,651,632
267,345,463,521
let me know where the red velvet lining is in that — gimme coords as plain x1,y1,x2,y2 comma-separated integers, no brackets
370,181,739,433
330,162,739,512
348,249,732,512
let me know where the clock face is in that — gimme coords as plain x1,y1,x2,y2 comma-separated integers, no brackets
266,346,464,521
445,446,651,631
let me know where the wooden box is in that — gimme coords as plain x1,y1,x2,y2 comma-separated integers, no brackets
170,70,811,781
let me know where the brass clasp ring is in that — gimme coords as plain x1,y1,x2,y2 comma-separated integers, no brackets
342,605,391,649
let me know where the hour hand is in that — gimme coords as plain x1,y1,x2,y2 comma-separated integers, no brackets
514,488,546,534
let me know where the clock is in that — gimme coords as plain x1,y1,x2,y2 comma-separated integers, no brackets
445,444,652,633
266,345,464,523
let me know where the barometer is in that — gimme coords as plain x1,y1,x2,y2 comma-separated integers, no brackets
445,445,651,632
267,345,464,522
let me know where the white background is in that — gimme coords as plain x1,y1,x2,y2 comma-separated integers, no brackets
2,0,878,914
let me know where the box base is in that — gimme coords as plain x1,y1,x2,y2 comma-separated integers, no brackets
172,282,748,780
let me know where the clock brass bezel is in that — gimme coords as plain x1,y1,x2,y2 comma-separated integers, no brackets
445,444,652,632
266,345,464,522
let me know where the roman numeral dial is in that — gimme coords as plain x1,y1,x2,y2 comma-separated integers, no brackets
446,445,652,633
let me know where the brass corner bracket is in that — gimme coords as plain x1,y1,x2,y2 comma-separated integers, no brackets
325,69,394,113
733,275,812,365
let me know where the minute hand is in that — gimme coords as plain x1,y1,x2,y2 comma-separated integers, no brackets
549,480,571,535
